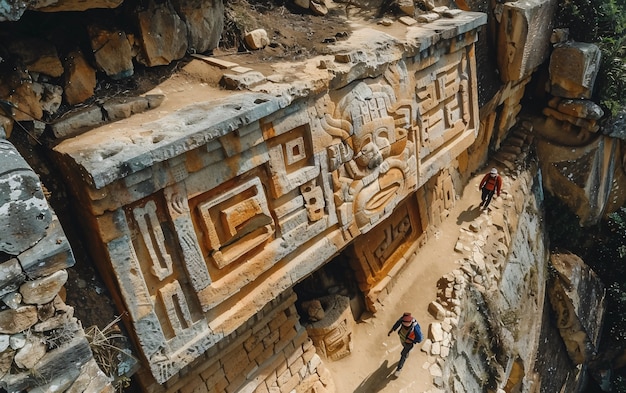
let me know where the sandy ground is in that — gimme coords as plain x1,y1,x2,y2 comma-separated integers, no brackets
324,172,494,392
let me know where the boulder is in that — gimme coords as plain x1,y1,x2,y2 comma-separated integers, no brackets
136,1,188,67
63,50,96,106
244,29,270,50
548,252,605,365
5,38,64,78
88,25,134,80
172,0,225,54
549,42,601,99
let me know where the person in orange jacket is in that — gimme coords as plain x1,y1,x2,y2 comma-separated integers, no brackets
387,312,423,377
479,167,502,210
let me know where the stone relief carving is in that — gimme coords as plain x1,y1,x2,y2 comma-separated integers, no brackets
415,50,471,162
320,61,418,238
132,200,174,280
194,176,274,269
45,21,483,384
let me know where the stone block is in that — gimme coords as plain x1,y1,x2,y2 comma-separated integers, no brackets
50,106,103,138
3,335,92,392
20,270,68,305
263,330,280,348
88,25,134,79
244,29,270,50
0,259,24,297
497,0,557,81
0,306,38,334
136,1,188,67
0,139,52,255
63,50,96,105
549,42,601,99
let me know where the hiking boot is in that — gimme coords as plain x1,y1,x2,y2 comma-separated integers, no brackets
394,369,402,377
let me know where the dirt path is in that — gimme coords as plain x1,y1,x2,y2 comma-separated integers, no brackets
325,172,491,392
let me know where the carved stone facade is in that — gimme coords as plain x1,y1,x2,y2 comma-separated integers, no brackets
51,13,485,391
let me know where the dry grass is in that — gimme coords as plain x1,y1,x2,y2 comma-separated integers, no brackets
84,314,136,392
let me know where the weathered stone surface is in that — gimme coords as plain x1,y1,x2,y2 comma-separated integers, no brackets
65,358,114,393
136,1,188,67
88,25,134,80
0,335,92,392
0,259,25,297
245,29,270,50
549,42,601,99
535,132,617,226
14,335,47,369
5,38,64,77
102,94,165,121
542,107,599,133
496,0,557,81
31,0,124,12
0,138,52,255
310,0,328,16
18,215,75,279
397,0,415,16
294,0,310,9
172,0,224,54
4,293,24,312
418,12,442,22
0,74,44,121
0,334,9,351
63,50,96,105
20,270,68,305
548,251,605,365
305,295,354,360
0,306,38,334
602,109,626,141
49,12,487,388
552,98,604,121
0,1,28,21
0,349,14,380
428,301,446,320
50,106,103,138
221,71,267,89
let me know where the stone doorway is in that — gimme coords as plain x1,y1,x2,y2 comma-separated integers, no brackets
294,253,365,361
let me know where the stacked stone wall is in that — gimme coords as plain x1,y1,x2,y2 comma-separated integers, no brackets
140,290,330,393
0,138,112,393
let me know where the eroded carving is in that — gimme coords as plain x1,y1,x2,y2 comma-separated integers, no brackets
416,51,471,161
133,200,174,280
158,280,194,337
195,176,274,269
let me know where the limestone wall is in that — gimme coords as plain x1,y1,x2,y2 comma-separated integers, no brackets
49,11,486,390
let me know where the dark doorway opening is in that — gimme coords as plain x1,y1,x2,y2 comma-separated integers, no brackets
293,252,365,323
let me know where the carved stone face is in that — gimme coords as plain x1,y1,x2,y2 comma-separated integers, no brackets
353,116,395,170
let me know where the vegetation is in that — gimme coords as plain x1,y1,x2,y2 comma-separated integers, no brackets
555,0,626,115
85,315,135,393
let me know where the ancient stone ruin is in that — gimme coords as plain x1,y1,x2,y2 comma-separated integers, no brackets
0,0,623,392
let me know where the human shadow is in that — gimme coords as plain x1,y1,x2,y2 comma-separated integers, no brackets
456,204,482,225
353,359,398,393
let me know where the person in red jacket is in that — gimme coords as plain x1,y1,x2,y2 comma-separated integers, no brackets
387,312,423,377
479,167,502,210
